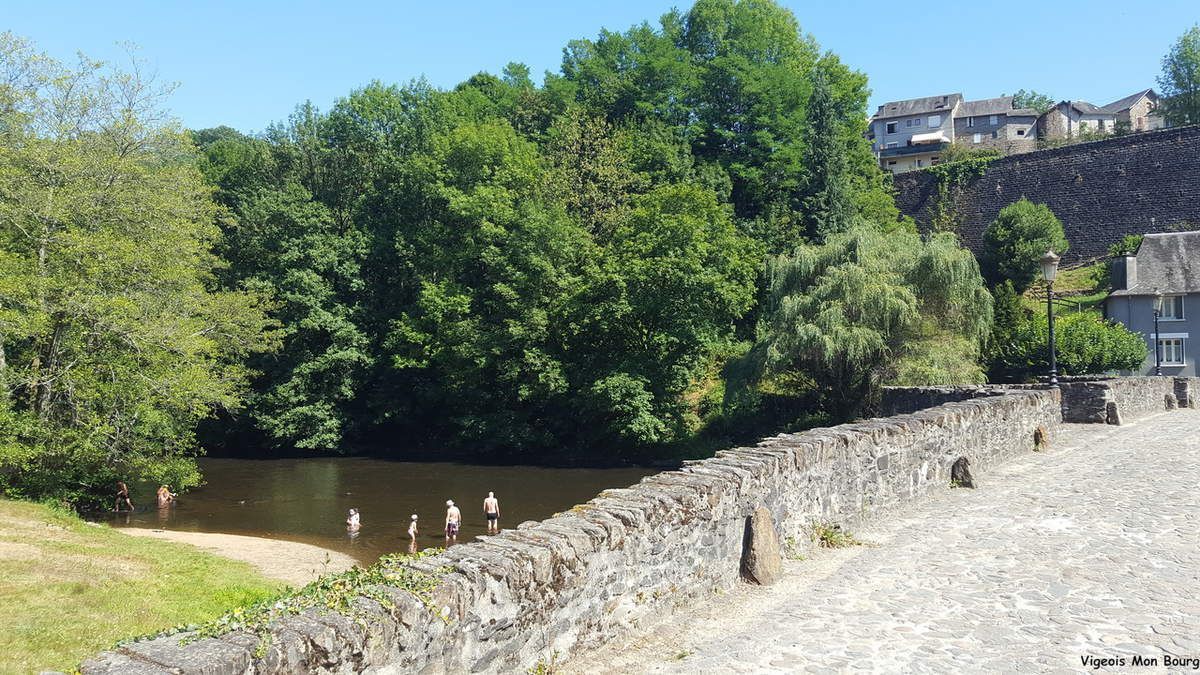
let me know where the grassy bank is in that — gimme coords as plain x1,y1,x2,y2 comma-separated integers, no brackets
0,499,282,673
1024,261,1109,317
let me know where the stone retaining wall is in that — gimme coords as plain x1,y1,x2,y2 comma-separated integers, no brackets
83,389,1062,675
891,126,1200,263
1059,376,1200,424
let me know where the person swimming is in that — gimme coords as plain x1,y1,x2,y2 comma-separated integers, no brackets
346,508,361,531
156,485,175,508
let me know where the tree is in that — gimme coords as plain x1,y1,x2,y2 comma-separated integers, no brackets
798,66,852,242
1010,89,1056,114
749,224,992,418
981,199,1069,291
555,0,892,242
0,34,275,506
197,130,373,451
1158,25,1200,126
574,183,760,448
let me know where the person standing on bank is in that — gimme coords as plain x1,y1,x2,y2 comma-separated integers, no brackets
444,500,461,541
483,492,500,533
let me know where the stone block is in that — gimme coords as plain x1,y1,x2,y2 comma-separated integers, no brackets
741,507,782,585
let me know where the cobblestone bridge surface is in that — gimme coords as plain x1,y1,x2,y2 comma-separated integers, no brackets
569,411,1200,674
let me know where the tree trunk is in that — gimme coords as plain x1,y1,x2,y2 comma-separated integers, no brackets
35,318,66,420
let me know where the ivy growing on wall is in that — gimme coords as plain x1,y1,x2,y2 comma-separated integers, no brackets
925,154,999,233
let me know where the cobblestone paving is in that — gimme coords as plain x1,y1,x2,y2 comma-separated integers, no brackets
570,411,1200,674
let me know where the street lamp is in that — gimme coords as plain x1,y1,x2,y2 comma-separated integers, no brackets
1153,288,1163,376
1041,251,1060,387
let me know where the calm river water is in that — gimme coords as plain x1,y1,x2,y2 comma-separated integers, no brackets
107,457,655,565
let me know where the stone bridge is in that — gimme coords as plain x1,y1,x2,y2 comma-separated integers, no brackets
83,377,1200,674
573,407,1200,673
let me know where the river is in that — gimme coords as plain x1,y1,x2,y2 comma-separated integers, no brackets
107,457,656,565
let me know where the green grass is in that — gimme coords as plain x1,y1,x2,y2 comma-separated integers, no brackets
0,499,282,673
1022,262,1109,317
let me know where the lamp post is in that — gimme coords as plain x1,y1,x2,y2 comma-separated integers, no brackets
1153,288,1163,376
1041,251,1060,387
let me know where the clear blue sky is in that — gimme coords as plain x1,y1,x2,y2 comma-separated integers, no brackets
8,1,1198,133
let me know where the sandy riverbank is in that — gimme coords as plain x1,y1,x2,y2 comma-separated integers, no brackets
118,528,357,586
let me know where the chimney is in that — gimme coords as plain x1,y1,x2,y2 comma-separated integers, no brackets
1113,255,1137,290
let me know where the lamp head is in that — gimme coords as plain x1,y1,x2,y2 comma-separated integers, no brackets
1040,250,1060,283
1154,288,1164,314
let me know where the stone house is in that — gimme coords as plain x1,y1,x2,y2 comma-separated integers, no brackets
868,94,1037,173
1106,231,1200,376
1039,90,1167,141
1104,89,1166,133
952,97,1038,154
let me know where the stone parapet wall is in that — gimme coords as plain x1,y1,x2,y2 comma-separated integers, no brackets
876,385,1005,416
1059,376,1200,424
83,390,1062,675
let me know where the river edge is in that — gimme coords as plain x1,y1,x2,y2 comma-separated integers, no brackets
118,528,357,587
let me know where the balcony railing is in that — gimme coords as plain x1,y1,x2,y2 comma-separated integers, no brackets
879,141,949,158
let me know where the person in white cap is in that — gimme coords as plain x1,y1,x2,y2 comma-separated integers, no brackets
408,513,419,541
444,500,461,541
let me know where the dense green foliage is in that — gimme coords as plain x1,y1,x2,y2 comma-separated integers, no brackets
747,224,992,417
1108,234,1145,257
1158,25,1200,126
191,0,915,460
1009,89,1056,114
3,1,1005,503
988,312,1147,381
983,210,1144,383
981,199,1069,291
0,35,275,505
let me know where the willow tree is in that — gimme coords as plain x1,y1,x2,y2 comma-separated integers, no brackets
0,34,275,505
751,224,992,417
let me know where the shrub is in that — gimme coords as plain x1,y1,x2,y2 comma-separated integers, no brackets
981,199,1069,291
988,312,1147,382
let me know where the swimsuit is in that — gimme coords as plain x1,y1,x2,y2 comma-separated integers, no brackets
486,512,498,521
446,521,460,536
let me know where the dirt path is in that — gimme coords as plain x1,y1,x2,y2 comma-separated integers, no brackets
118,529,357,587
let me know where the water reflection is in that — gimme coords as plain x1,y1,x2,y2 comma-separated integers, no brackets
109,457,655,565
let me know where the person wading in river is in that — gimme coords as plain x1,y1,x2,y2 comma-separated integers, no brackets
114,481,134,512
444,500,461,541
483,492,500,533
156,485,175,508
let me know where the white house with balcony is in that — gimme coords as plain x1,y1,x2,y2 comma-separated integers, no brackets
868,93,961,173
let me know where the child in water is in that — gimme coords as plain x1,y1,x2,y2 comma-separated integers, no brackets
346,508,361,531
408,514,419,540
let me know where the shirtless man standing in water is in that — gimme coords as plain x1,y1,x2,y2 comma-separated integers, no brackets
483,492,500,533
444,500,461,541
